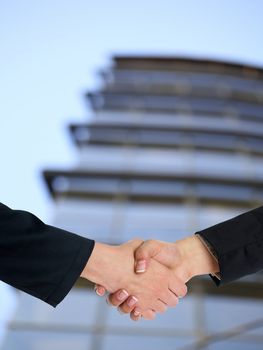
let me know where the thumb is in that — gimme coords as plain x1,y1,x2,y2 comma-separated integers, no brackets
134,240,162,274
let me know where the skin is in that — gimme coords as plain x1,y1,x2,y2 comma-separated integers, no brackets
80,239,187,314
94,235,219,321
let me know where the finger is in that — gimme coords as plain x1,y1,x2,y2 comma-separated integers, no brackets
169,278,188,299
117,296,139,314
152,299,168,314
94,285,106,296
134,240,163,273
141,309,156,320
130,307,142,321
161,289,179,307
107,289,129,306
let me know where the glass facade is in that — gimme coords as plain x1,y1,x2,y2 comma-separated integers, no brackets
2,56,263,349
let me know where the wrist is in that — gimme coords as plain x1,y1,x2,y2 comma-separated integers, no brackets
80,242,117,288
176,235,219,281
80,241,138,293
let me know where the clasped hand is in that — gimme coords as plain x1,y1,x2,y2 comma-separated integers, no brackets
81,239,191,321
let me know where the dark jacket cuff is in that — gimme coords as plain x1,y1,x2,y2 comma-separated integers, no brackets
195,206,263,285
45,238,95,307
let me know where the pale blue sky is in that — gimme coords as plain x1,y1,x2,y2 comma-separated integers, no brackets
1,0,263,221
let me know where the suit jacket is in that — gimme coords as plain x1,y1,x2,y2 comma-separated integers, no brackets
196,205,263,284
0,202,94,307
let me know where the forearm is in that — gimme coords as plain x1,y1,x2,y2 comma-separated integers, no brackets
0,202,94,306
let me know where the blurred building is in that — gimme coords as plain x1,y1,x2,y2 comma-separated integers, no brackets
2,56,263,350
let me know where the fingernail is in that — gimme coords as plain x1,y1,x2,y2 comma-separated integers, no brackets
133,310,141,317
127,296,138,307
136,260,146,273
94,286,103,296
117,290,129,301
178,295,183,299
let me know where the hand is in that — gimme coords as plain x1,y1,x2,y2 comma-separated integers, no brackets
94,239,188,320
96,236,219,320
133,235,219,281
81,239,186,314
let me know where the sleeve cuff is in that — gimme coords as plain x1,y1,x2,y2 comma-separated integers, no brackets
45,238,95,307
195,233,221,282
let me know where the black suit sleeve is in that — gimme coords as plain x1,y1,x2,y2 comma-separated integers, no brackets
196,206,263,285
0,202,95,307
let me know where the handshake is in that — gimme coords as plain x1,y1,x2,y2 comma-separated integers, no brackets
80,235,219,321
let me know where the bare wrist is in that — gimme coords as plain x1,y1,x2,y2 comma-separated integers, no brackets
176,235,219,281
80,242,116,288
80,241,136,293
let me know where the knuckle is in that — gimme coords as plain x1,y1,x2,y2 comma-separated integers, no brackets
155,301,167,313
147,239,155,246
133,238,144,245
160,305,167,313
171,297,179,307
148,312,156,320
